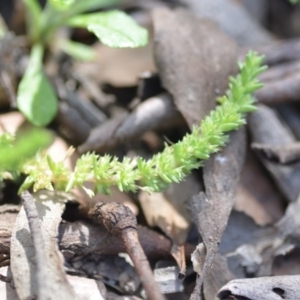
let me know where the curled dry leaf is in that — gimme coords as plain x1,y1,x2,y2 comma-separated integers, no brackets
188,128,246,298
249,104,300,202
218,275,300,300
153,7,238,129
10,190,78,300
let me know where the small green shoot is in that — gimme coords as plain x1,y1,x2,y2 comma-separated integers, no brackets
13,52,266,195
17,0,148,126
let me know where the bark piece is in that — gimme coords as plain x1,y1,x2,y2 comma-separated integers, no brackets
249,104,300,202
153,7,238,129
218,276,300,300
188,128,246,298
10,190,78,300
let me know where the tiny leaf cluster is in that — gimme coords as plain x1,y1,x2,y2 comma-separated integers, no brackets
16,0,148,126
10,51,266,195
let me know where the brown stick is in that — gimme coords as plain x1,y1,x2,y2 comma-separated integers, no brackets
89,202,166,300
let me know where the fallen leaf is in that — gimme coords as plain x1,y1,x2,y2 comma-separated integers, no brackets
181,0,273,46
153,7,238,128
139,173,201,275
249,104,300,202
187,128,246,298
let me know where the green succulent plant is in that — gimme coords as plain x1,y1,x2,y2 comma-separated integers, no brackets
0,51,266,196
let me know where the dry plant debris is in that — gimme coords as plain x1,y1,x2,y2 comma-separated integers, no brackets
2,0,300,299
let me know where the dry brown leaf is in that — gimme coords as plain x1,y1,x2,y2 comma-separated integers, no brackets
181,0,273,46
74,42,155,87
153,7,238,129
10,190,78,300
188,128,246,299
249,104,300,202
139,174,201,274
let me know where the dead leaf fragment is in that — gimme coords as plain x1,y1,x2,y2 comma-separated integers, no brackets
181,0,273,46
188,128,246,298
249,104,300,202
139,174,201,275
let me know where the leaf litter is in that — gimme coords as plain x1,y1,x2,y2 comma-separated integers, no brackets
2,0,300,299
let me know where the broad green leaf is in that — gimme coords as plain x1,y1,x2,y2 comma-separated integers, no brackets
49,0,75,10
17,44,58,126
59,39,96,61
67,10,148,48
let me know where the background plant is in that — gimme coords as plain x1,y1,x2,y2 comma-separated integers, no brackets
17,0,148,126
0,51,265,196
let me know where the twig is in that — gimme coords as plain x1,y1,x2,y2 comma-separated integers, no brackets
89,202,166,300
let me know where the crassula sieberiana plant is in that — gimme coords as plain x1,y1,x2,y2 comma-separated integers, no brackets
0,51,266,196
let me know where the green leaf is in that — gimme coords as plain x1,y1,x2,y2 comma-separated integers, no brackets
17,44,58,126
67,10,148,48
59,39,96,61
48,0,75,10
22,0,42,41
0,129,53,171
